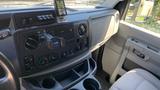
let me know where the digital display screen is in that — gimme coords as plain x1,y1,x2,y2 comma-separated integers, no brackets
54,0,67,16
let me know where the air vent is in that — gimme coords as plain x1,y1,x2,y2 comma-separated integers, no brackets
0,66,6,78
25,35,39,50
78,24,87,36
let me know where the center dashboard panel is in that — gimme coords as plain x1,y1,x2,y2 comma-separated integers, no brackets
0,4,119,89
13,10,89,76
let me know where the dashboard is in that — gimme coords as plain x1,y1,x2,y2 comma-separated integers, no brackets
0,6,120,90
0,7,119,77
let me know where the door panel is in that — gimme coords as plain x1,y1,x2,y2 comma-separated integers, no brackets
102,21,160,83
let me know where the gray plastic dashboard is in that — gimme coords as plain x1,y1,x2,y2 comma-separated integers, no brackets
0,6,119,77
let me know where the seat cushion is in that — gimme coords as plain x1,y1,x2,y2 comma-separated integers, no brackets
110,69,160,90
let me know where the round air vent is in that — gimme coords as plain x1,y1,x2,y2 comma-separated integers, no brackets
0,66,6,78
25,35,39,50
78,24,87,36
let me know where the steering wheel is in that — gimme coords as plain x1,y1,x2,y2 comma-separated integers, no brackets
0,52,20,90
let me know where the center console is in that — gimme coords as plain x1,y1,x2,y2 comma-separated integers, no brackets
22,58,101,90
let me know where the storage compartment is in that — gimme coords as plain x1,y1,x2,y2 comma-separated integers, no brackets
74,60,88,76
89,58,96,71
83,78,100,90
55,70,80,87
23,58,98,90
26,79,41,88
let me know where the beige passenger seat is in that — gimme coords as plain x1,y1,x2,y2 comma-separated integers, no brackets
110,69,160,90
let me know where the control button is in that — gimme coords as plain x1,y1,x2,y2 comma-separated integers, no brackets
37,14,54,21
42,15,47,20
61,52,67,58
44,56,49,63
37,16,43,21
61,50,74,57
67,49,74,56
46,15,50,20
48,14,54,19
22,17,33,25
24,56,34,65
39,33,46,42
50,38,61,48
24,56,34,71
83,38,88,47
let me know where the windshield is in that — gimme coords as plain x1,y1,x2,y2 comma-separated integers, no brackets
0,0,105,9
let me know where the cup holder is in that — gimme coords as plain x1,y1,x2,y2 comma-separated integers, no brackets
83,79,99,90
70,89,79,90
41,78,55,89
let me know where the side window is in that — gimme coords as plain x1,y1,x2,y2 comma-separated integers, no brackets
125,0,160,33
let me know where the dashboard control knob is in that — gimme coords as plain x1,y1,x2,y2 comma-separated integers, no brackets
37,56,48,65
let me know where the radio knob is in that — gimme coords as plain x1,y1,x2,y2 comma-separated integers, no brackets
37,56,47,65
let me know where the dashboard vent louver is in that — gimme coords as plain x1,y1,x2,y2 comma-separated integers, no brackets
25,35,39,50
0,66,6,78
